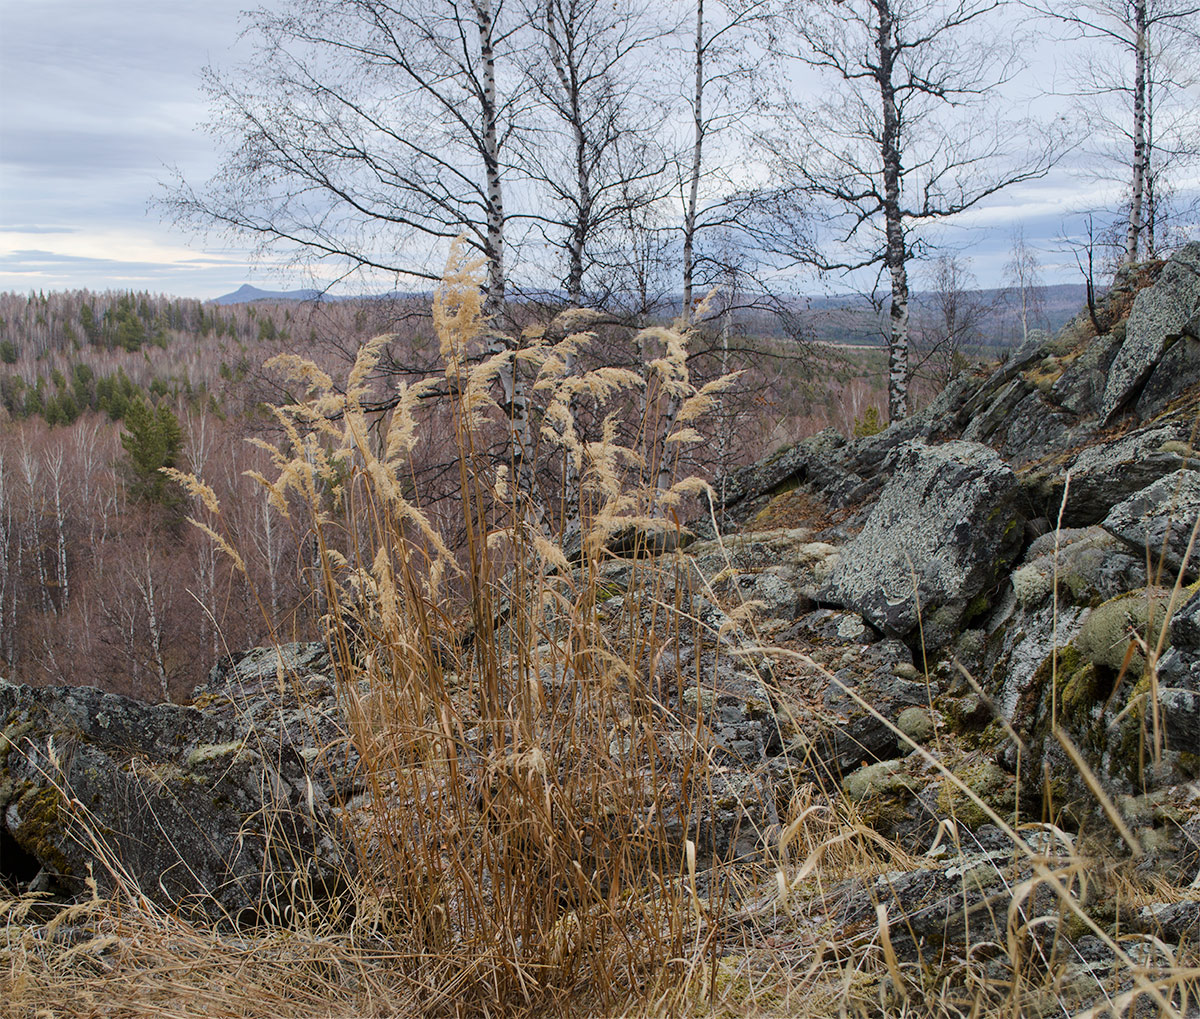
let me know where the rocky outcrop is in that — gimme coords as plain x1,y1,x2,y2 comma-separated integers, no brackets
1022,426,1193,527
0,645,353,920
1101,242,1200,421
1156,587,1200,751
1101,469,1200,581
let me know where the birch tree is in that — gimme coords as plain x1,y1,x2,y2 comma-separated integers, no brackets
910,254,991,392
758,0,1058,421
520,0,671,306
164,0,528,312
679,0,769,323
1028,0,1200,263
1004,226,1045,343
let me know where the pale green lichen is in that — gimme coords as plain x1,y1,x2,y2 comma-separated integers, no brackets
185,741,249,768
936,760,1015,830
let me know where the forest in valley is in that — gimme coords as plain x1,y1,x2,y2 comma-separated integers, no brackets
0,286,902,701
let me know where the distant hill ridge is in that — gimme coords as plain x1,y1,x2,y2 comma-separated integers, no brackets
212,281,1090,308
210,284,329,305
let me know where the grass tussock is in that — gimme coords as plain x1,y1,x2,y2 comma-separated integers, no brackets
4,250,1200,1018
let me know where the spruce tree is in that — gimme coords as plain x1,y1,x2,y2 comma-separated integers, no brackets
120,396,184,506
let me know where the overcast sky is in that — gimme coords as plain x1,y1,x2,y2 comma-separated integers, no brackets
0,0,1194,300
0,0,268,298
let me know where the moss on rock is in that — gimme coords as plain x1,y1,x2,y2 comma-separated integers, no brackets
1075,588,1168,674
10,783,73,877
937,760,1015,830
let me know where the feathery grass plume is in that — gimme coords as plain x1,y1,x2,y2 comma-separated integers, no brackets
461,347,510,424
344,332,390,407
132,247,729,1016
262,353,334,398
432,239,486,366
639,325,691,396
663,426,704,445
386,376,441,464
657,474,714,513
676,370,746,425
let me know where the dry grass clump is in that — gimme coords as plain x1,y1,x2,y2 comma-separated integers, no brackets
2,246,739,1019
234,250,739,1015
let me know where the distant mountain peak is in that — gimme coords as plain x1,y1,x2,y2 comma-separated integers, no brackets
211,284,326,305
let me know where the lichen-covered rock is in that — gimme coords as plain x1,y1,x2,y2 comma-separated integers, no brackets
0,645,353,920
999,583,1198,832
1008,526,1143,610
822,638,928,724
1027,427,1192,527
1050,329,1125,417
896,706,937,743
995,390,1083,466
686,528,840,616
1074,588,1168,673
1101,469,1200,582
199,641,333,697
1134,334,1200,420
832,843,1061,962
699,428,848,535
1101,243,1200,422
666,619,784,765
822,440,1024,649
960,378,1040,449
1156,587,1200,751
984,595,1090,721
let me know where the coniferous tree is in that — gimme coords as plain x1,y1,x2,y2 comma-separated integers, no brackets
120,397,184,507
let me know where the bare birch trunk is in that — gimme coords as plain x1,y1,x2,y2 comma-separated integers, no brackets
51,456,68,611
682,0,705,323
475,0,541,523
544,3,594,306
876,0,910,422
136,550,170,703
1145,49,1157,258
19,443,49,615
475,0,506,314
1125,0,1147,264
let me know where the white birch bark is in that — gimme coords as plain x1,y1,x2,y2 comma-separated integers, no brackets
545,3,592,306
46,444,68,611
135,549,171,703
18,440,49,615
682,0,705,323
1125,0,1148,263
876,0,910,422
474,0,507,314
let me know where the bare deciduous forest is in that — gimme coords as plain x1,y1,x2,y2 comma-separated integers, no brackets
0,286,903,700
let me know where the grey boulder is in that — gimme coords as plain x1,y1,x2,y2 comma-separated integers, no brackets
1101,469,1200,582
822,440,1024,649
0,644,353,922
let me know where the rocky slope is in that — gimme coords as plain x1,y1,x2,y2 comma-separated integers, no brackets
3,244,1199,990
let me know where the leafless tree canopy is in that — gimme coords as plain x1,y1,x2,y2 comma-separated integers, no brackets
747,0,1060,420
1027,0,1200,263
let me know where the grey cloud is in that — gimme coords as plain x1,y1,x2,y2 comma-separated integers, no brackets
1,127,204,177
0,250,112,267
0,226,79,235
